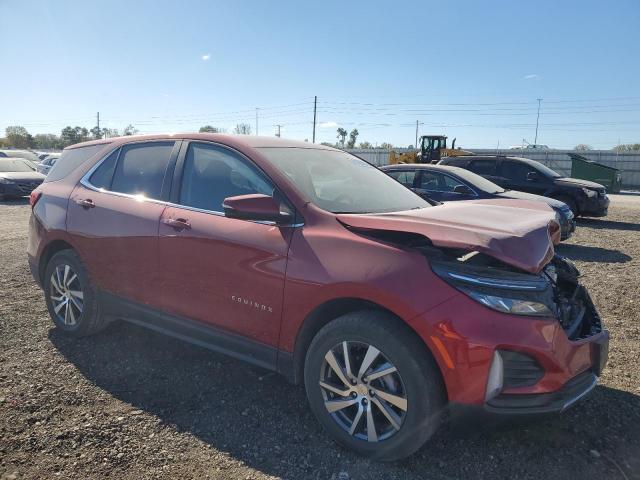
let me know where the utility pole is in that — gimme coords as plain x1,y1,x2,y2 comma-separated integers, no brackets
312,96,317,143
96,112,100,138
534,98,542,145
415,120,419,148
275,124,282,137
255,108,259,136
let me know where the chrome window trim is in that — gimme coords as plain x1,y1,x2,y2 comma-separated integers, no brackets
79,145,304,228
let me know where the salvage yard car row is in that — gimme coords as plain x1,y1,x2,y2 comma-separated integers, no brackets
24,134,610,460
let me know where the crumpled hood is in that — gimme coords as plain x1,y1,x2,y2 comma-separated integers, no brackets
337,199,558,274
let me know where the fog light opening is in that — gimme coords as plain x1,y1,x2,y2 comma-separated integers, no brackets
485,350,504,402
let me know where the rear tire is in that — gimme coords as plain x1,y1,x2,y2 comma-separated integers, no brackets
43,249,107,337
304,311,445,461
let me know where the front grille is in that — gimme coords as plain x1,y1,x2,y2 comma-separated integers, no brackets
500,350,544,389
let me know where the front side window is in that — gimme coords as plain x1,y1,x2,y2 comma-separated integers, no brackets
501,161,536,181
110,142,174,199
258,147,429,214
179,143,274,212
418,172,442,190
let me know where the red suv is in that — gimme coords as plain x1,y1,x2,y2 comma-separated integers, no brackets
28,134,609,460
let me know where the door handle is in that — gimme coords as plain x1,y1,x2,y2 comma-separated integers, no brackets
162,217,191,230
76,198,95,209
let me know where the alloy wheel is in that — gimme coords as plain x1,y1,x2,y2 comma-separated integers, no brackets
319,341,407,442
49,264,84,326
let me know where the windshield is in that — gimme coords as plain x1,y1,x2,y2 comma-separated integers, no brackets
446,167,506,194
258,147,429,214
0,158,35,172
527,159,562,178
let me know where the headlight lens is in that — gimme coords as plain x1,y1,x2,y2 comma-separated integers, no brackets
0,178,14,184
582,187,598,198
431,261,555,318
459,287,554,317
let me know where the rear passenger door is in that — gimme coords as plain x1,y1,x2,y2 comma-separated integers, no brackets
67,141,179,307
466,158,502,185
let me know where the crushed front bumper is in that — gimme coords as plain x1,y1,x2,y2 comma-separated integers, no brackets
580,194,609,217
485,329,609,414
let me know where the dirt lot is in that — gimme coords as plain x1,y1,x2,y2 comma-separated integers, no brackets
1,195,639,480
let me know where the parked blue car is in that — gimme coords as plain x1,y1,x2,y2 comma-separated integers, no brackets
380,163,575,240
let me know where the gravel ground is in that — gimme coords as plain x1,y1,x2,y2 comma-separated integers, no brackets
1,196,639,480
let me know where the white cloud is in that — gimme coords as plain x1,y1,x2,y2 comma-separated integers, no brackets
201,53,211,61
319,121,339,128
524,74,539,79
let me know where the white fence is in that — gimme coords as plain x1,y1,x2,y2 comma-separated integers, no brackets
346,148,640,188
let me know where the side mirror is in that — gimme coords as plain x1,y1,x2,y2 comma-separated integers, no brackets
526,171,540,182
223,194,292,224
453,184,474,196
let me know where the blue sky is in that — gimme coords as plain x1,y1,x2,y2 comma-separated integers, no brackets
1,0,638,148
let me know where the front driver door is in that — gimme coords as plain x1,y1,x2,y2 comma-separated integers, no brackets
157,141,294,348
499,160,549,195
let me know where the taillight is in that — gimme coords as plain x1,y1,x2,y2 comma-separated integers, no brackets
29,189,42,209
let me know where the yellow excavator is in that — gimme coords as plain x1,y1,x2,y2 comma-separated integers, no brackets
389,135,474,165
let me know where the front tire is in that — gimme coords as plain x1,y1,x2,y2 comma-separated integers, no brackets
304,311,445,461
43,249,107,337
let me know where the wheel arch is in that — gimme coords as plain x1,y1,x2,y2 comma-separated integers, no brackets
286,297,447,400
38,239,76,284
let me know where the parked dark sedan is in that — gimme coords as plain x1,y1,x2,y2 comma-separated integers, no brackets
381,164,575,240
0,157,46,200
438,155,608,217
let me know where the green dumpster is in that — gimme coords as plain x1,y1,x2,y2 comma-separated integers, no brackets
568,153,622,193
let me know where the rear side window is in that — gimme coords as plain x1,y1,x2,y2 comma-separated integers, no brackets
179,143,274,212
110,142,175,199
45,144,107,182
468,159,497,175
387,170,416,188
88,149,119,189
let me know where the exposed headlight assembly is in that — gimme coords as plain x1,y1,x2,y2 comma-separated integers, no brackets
431,261,555,318
582,187,598,198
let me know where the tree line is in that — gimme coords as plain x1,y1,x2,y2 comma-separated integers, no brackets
2,123,637,152
0,125,139,150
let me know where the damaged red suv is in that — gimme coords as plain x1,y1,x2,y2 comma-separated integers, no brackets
28,134,609,460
